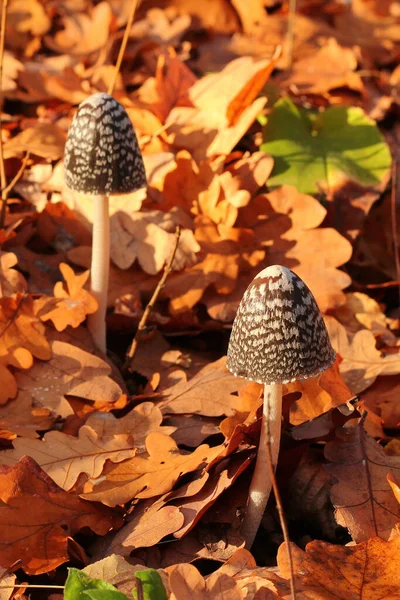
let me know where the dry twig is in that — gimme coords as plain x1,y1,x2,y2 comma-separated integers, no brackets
124,226,181,373
108,0,142,95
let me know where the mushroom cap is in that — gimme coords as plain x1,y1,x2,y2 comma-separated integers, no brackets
227,265,336,385
64,93,147,195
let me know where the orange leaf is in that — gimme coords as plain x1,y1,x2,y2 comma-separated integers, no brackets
0,456,121,575
35,263,97,331
278,536,400,599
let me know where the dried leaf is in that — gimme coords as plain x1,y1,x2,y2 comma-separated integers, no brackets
3,123,66,160
35,263,98,331
325,421,400,541
0,425,136,490
278,536,400,599
325,316,400,394
0,456,121,575
82,433,222,506
16,340,123,417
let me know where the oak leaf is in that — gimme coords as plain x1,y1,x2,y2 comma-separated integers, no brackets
0,425,136,490
0,251,27,297
325,421,400,541
168,563,242,600
278,536,400,599
0,391,54,440
99,501,185,557
325,316,400,394
157,357,246,416
81,433,222,506
35,263,98,331
166,55,278,160
86,402,175,450
162,216,264,314
0,456,121,575
16,340,123,417
3,122,66,160
286,362,353,426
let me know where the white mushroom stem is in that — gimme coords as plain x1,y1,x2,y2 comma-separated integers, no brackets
241,383,283,548
87,194,110,353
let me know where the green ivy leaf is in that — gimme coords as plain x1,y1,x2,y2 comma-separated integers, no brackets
132,569,167,600
64,568,130,600
261,98,391,195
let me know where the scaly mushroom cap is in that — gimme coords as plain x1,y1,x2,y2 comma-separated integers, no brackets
227,265,336,385
64,93,146,195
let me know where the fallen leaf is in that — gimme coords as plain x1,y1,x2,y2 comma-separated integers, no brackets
325,420,400,541
81,433,222,506
35,263,98,331
278,536,400,599
16,340,123,417
0,424,136,490
286,362,353,426
3,123,66,160
168,562,242,600
46,2,112,55
0,390,54,439
157,357,246,416
0,456,121,575
0,251,27,297
325,316,400,394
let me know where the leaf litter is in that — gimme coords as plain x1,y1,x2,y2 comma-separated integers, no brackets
1,0,400,596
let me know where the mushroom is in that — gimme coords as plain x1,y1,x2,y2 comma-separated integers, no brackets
64,92,146,352
227,265,335,548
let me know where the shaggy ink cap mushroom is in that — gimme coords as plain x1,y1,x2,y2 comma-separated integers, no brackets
64,92,146,194
227,265,336,384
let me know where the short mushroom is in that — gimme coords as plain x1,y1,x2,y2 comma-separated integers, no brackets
64,92,146,352
227,264,335,548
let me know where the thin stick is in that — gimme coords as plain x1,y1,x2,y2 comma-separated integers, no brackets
286,0,297,69
390,159,400,307
0,584,65,590
264,391,296,600
124,226,181,373
0,0,9,227
107,0,141,96
2,151,30,197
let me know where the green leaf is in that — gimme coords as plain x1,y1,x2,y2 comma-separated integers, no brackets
132,569,167,600
64,568,130,600
261,98,392,195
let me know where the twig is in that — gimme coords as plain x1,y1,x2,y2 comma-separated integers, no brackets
123,226,181,373
265,408,297,600
0,0,9,227
107,0,142,96
2,151,30,198
391,159,400,307
0,584,65,590
286,0,297,69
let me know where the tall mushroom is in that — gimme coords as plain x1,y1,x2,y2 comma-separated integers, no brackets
64,93,146,352
227,265,335,548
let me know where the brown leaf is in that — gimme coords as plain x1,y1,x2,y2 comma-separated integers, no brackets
16,340,123,417
157,357,246,416
0,251,27,297
281,38,363,95
0,456,121,575
287,361,353,426
46,2,112,55
35,263,98,331
325,421,400,541
81,433,222,506
168,562,243,600
278,536,400,599
3,123,66,160
85,401,175,450
166,55,278,160
36,201,92,251
325,316,400,394
100,502,185,557
0,391,54,439
0,424,136,490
